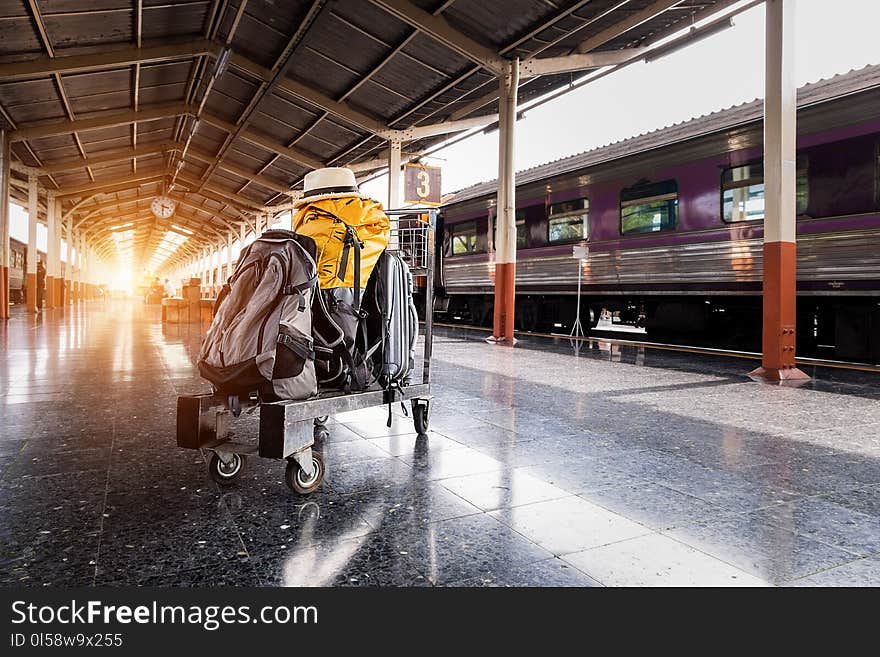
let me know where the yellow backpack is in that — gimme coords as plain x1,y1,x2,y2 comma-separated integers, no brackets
293,196,390,291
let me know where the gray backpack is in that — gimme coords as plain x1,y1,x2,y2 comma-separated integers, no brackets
198,230,319,404
359,251,418,387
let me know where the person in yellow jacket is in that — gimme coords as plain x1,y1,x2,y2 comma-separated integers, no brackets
292,167,390,292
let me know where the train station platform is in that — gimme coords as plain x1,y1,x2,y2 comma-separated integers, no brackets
1,300,879,587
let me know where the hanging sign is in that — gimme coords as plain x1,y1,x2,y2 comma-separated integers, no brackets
404,163,442,206
572,245,589,259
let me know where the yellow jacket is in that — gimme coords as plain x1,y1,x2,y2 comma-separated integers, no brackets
293,196,390,289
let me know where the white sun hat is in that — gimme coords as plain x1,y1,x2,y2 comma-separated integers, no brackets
293,167,363,208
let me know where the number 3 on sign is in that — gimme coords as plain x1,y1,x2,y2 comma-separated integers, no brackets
416,170,430,199
403,163,440,205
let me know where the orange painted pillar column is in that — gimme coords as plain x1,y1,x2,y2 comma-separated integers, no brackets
491,58,519,344
0,130,9,320
749,0,808,382
26,173,39,313
74,232,82,302
46,191,57,309
63,210,71,305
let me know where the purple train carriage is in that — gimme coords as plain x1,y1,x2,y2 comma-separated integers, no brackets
435,65,880,363
7,237,47,305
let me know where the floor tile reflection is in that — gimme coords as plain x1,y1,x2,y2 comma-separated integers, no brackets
2,301,879,586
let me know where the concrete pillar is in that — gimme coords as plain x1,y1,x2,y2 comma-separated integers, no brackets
0,131,9,320
492,58,520,344
387,138,402,209
78,241,84,301
73,231,80,302
84,244,92,300
214,247,221,295
26,174,38,313
81,243,88,300
225,232,233,283
387,138,401,251
46,192,57,308
64,210,72,304
60,212,66,304
750,0,808,382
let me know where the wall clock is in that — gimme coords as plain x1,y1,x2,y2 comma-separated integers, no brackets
151,196,176,219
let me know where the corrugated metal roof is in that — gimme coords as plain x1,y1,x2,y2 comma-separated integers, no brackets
445,64,880,205
0,0,740,270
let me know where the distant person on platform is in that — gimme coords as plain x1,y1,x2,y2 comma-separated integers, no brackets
164,278,175,298
36,261,46,311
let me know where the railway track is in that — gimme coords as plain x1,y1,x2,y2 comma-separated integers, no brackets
433,322,880,374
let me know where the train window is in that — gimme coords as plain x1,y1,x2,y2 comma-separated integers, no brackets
620,180,678,234
448,220,478,255
548,198,589,242
722,156,809,222
513,210,528,247
490,213,528,249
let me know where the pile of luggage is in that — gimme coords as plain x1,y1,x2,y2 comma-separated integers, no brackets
197,167,418,414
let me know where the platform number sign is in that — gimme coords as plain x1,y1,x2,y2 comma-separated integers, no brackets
404,163,441,206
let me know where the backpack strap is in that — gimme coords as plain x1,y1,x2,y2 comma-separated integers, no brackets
213,282,231,315
338,225,364,307
276,332,315,361
281,273,318,311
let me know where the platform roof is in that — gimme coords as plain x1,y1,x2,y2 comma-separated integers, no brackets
0,0,745,270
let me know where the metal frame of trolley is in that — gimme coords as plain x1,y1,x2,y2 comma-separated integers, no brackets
176,209,437,493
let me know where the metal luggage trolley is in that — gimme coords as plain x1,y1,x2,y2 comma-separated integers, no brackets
176,209,436,494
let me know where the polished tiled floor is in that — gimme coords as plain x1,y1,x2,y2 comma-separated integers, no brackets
1,300,879,587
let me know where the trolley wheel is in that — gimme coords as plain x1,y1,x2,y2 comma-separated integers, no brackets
413,403,429,435
209,452,245,486
285,452,325,494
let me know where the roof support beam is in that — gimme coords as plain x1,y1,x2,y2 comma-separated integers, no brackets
175,188,252,221
73,193,240,232
232,53,389,135
519,48,646,77
576,0,681,54
55,169,167,198
380,113,500,141
446,0,716,122
199,113,323,170
194,0,323,194
183,146,291,195
0,40,221,82
167,198,243,234
233,51,492,145
41,141,181,174
85,209,225,241
368,0,505,76
10,103,196,142
74,195,163,228
176,172,265,210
